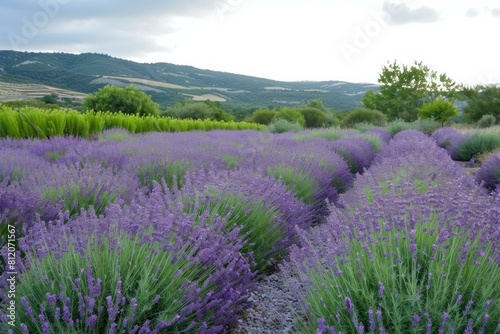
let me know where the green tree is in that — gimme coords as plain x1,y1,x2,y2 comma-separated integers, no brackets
363,60,462,121
83,85,160,116
462,85,500,124
307,99,326,111
418,98,458,127
341,108,387,128
163,99,235,121
298,107,327,128
41,94,58,105
250,108,276,125
274,107,306,126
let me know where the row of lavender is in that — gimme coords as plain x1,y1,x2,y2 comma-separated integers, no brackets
282,130,500,333
0,128,385,333
431,127,500,192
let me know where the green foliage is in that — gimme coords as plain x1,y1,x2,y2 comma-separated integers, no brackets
163,99,235,122
267,119,304,133
359,133,383,153
477,114,497,128
363,60,462,121
249,108,276,125
184,192,283,271
463,85,500,124
352,122,376,132
294,128,345,141
0,106,265,139
341,108,387,128
41,183,118,217
1,99,60,110
385,119,440,136
137,161,188,192
83,85,160,116
298,107,328,128
267,166,318,205
41,94,58,105
13,234,205,333
452,131,500,161
301,219,500,333
323,110,341,127
410,118,442,135
418,98,458,126
274,107,306,126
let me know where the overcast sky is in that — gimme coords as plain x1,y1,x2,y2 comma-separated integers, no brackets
1,0,499,85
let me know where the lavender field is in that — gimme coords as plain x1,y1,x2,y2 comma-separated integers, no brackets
0,127,499,333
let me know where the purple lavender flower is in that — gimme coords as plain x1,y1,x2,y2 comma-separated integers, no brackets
39,313,50,334
317,317,327,334
476,153,500,191
344,296,354,314
62,305,74,326
368,308,376,332
413,314,421,328
378,282,385,298
464,300,474,316
464,318,474,334
85,314,98,328
21,296,34,318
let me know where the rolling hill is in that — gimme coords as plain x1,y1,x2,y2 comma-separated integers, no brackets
0,50,378,111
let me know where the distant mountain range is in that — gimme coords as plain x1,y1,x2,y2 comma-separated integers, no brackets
0,50,378,111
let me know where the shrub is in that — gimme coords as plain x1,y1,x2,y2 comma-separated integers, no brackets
300,222,500,334
136,160,188,192
476,153,500,191
83,85,160,116
385,119,412,136
250,108,275,125
365,128,392,144
298,107,328,128
294,128,345,141
418,98,459,126
477,114,497,128
352,122,375,132
11,234,209,333
274,107,306,126
267,119,303,133
386,119,440,136
451,132,500,161
410,118,441,135
341,108,387,128
431,127,467,156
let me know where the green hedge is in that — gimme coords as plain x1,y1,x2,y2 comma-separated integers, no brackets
0,106,265,138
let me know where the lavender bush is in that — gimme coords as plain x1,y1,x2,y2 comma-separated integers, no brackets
476,153,500,191
431,127,468,156
175,167,314,271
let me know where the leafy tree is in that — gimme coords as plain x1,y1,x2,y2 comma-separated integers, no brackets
307,99,326,111
341,108,387,128
83,85,160,116
298,107,327,128
41,94,58,105
274,107,306,126
418,98,458,127
362,60,462,121
163,99,235,121
250,108,275,125
462,85,500,124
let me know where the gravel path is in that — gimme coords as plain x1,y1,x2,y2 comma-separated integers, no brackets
232,271,303,333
